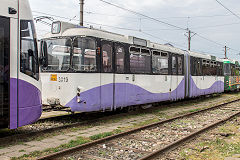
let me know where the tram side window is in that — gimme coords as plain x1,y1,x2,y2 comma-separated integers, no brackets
130,47,151,74
44,38,71,71
178,56,183,75
115,45,125,73
236,66,240,76
172,55,177,75
191,57,202,76
102,43,113,73
231,64,235,76
20,20,39,80
152,51,168,74
202,60,217,76
217,62,223,76
72,38,97,72
202,60,210,76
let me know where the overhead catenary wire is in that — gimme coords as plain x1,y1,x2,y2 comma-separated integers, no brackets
99,0,187,31
32,13,183,32
191,22,240,30
86,10,240,19
140,31,186,49
215,0,240,20
33,2,240,57
33,13,240,55
99,0,240,55
195,33,239,54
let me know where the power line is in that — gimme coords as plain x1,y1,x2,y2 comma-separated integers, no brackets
32,13,182,32
33,11,240,32
99,0,186,31
215,0,240,20
141,31,186,49
99,0,240,52
86,10,240,19
196,33,225,47
33,11,73,21
192,22,240,29
33,7,240,56
195,33,239,54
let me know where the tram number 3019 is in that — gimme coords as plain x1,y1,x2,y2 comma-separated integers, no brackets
58,77,68,83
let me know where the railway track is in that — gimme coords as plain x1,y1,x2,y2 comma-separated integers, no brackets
37,99,240,160
0,94,224,143
0,111,124,145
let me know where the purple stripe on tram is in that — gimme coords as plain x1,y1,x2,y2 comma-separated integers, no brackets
10,78,42,129
189,76,224,98
66,78,186,112
10,78,18,129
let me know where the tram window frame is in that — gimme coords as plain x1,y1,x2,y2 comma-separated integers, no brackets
20,20,39,80
171,53,178,75
223,63,231,76
115,43,126,74
72,37,97,72
190,57,202,76
101,42,113,73
152,50,169,75
129,46,151,74
202,59,218,76
231,64,235,76
41,37,72,72
178,55,184,75
217,62,224,76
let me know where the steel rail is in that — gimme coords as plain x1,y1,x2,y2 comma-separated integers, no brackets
0,95,223,142
0,111,123,144
140,111,240,160
37,98,240,160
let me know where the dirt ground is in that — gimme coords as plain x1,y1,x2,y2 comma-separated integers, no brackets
159,117,240,160
0,93,239,160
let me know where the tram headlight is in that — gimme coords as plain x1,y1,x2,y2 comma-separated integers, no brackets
77,97,81,103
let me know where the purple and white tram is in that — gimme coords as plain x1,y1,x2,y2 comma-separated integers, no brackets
0,0,42,129
187,52,224,97
40,21,224,113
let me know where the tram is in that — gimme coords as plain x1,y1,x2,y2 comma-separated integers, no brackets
0,0,42,129
39,21,224,113
223,59,240,91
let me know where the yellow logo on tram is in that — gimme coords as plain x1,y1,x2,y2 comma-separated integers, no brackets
50,74,57,81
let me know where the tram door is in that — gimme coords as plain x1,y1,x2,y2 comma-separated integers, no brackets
113,43,126,110
170,54,178,101
0,16,10,128
100,41,114,111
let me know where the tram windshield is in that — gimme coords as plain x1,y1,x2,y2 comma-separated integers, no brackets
224,63,231,76
43,38,71,71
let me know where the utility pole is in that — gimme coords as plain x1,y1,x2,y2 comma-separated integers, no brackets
185,29,196,51
188,30,191,51
225,46,227,59
80,0,84,26
224,46,230,59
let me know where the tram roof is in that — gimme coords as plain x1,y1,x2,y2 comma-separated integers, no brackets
43,22,186,55
43,21,225,59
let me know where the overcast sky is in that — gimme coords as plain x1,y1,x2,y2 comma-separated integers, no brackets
29,0,240,60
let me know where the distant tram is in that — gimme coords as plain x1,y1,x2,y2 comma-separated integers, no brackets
39,21,224,113
223,59,240,91
0,0,42,129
